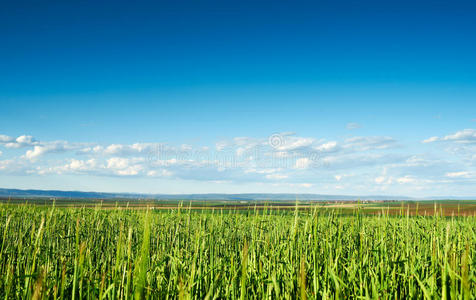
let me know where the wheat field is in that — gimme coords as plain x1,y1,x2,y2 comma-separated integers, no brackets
0,203,474,299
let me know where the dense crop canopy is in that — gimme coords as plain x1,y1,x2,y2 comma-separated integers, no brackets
0,204,474,299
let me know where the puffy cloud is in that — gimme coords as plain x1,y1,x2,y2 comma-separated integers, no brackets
105,157,147,176
107,157,131,169
78,145,104,154
423,129,476,144
442,129,476,144
24,141,80,161
274,136,314,151
28,156,176,178
217,133,316,154
25,146,49,160
0,134,91,161
68,159,97,171
35,159,99,175
294,157,311,169
104,144,125,155
421,129,476,165
315,141,338,152
422,136,439,143
80,143,160,156
0,132,405,185
116,165,143,176
0,134,37,148
5,131,476,196
16,135,35,145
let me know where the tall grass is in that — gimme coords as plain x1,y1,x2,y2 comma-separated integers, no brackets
0,203,474,298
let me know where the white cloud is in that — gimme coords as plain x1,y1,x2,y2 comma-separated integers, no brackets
323,153,407,170
4,131,476,196
25,146,48,160
1,134,37,148
245,168,280,174
40,159,99,175
0,132,407,187
102,143,158,156
265,174,288,180
147,169,173,177
270,182,314,188
315,141,338,152
294,157,311,169
0,159,33,175
105,157,148,176
69,159,97,171
344,136,397,151
104,144,125,155
346,122,361,130
2,134,92,161
424,129,476,144
422,136,439,143
116,165,143,176
0,135,14,143
333,174,353,181
0,160,13,171
443,129,476,143
215,141,229,151
446,171,472,178
107,157,131,169
24,141,81,161
275,137,314,151
16,135,35,145
397,176,416,184
78,145,103,154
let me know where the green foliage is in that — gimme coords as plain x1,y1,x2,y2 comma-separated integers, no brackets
0,204,474,299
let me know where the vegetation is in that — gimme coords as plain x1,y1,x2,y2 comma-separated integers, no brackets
0,202,475,299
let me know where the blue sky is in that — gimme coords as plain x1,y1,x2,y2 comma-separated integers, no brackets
1,0,476,196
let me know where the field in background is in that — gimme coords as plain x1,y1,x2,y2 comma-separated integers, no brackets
2,197,476,216
0,201,475,298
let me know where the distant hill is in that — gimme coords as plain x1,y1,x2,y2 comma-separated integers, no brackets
0,187,442,201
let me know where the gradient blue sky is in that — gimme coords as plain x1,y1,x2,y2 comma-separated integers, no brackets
1,0,476,196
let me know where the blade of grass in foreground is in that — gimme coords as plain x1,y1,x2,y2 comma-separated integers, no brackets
134,209,151,300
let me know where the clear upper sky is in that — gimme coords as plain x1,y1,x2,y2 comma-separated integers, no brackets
1,0,476,197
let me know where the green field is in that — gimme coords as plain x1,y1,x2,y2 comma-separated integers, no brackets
0,203,475,299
